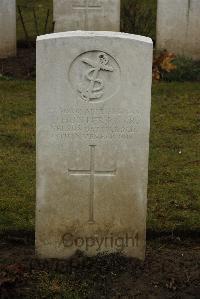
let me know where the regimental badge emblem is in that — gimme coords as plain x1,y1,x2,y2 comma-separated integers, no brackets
69,51,121,103
78,52,114,102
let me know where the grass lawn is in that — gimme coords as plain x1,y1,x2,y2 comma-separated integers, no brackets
0,81,35,231
0,80,199,234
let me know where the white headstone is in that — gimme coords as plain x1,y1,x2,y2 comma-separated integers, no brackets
53,0,120,32
36,31,153,260
0,0,16,58
157,0,200,60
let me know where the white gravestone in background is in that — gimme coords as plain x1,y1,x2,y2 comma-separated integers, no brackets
53,0,120,32
157,0,200,60
0,0,16,58
36,31,153,260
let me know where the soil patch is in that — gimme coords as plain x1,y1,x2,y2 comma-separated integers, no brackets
0,238,199,298
0,47,35,80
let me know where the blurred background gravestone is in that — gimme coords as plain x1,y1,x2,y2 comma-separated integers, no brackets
157,0,200,60
0,0,16,58
53,0,121,32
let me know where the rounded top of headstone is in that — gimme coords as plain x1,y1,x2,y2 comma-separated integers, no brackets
37,31,153,46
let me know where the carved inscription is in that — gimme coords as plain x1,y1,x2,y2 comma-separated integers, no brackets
50,107,141,141
68,145,116,223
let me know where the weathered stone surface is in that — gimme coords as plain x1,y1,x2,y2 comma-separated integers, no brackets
157,0,200,60
0,0,16,58
36,31,153,260
53,0,120,32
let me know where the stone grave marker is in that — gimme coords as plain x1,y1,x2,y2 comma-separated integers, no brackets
157,0,200,60
36,31,153,260
53,0,120,32
0,0,16,58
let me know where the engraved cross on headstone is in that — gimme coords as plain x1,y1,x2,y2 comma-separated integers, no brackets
72,0,103,30
68,145,116,224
